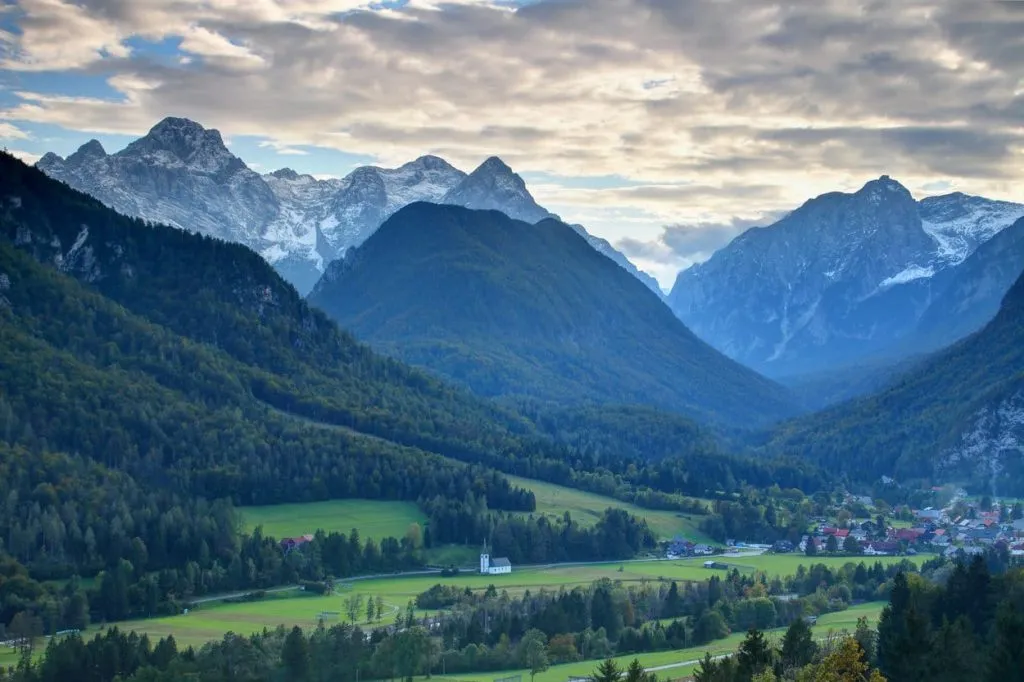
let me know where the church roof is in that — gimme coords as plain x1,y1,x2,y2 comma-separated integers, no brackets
492,557,511,567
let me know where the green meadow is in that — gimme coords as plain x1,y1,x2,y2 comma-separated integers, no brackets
95,554,922,652
240,499,427,541
503,475,717,544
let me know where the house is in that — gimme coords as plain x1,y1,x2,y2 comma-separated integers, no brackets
915,508,944,523
864,541,900,555
480,553,512,575
896,528,924,543
280,534,314,553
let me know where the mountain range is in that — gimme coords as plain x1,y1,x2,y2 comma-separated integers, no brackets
36,117,661,296
308,202,796,427
668,176,1024,378
768,266,1024,494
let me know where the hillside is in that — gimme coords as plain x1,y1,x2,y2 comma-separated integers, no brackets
767,270,1024,493
309,202,795,426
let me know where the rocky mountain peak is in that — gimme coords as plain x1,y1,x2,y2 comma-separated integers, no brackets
402,155,458,173
270,168,301,181
476,155,514,175
66,139,107,166
442,156,551,224
855,174,914,202
36,152,64,170
125,117,236,170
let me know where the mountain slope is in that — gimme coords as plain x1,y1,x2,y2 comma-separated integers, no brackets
38,118,660,295
767,269,1024,493
668,177,1024,377
309,202,795,427
0,150,596,474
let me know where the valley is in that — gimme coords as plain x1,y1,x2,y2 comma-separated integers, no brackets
2,6,1024,678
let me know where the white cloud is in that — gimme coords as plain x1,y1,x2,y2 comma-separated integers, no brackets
7,149,41,164
1,0,1022,284
0,122,30,140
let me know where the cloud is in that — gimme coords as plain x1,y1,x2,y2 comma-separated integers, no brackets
7,149,41,164
0,122,30,140
258,140,308,155
617,212,788,275
1,0,1022,287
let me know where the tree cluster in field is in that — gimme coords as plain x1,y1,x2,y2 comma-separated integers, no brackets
397,559,913,677
692,620,885,682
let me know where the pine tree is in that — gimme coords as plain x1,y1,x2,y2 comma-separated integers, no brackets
282,625,310,681
590,658,622,682
737,628,774,680
781,618,817,670
985,604,1024,682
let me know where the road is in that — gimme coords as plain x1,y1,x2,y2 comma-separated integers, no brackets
186,550,767,606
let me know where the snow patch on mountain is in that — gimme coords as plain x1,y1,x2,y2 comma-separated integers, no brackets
879,265,936,288
920,193,1024,265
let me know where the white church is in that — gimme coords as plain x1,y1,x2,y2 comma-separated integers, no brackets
479,545,512,575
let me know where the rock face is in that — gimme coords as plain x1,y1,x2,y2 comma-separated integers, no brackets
668,177,1024,376
308,202,795,427
38,118,660,295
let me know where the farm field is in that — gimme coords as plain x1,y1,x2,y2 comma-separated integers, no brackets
240,499,426,541
503,475,716,543
93,554,924,652
422,602,887,682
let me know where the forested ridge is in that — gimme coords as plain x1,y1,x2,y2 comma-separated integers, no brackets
767,269,1024,491
309,202,795,427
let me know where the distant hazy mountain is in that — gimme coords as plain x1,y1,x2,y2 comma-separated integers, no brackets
309,202,795,427
37,118,660,295
768,268,1024,494
668,177,1024,377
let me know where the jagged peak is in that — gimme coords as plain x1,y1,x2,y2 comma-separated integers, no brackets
269,167,301,181
36,151,64,168
126,116,232,162
401,154,458,173
67,139,107,164
149,116,210,137
473,155,514,176
856,174,912,198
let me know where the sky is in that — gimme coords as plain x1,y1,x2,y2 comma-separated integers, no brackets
1,0,1022,289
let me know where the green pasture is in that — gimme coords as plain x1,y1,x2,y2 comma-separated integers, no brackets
504,475,716,544
240,499,426,541
95,555,923,652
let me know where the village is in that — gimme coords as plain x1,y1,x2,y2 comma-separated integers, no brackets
665,487,1024,561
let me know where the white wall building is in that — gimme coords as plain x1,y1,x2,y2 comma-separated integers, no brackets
479,553,512,575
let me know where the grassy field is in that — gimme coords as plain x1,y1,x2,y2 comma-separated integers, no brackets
504,475,716,544
0,647,20,671
241,499,426,541
95,554,924,652
422,602,887,682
